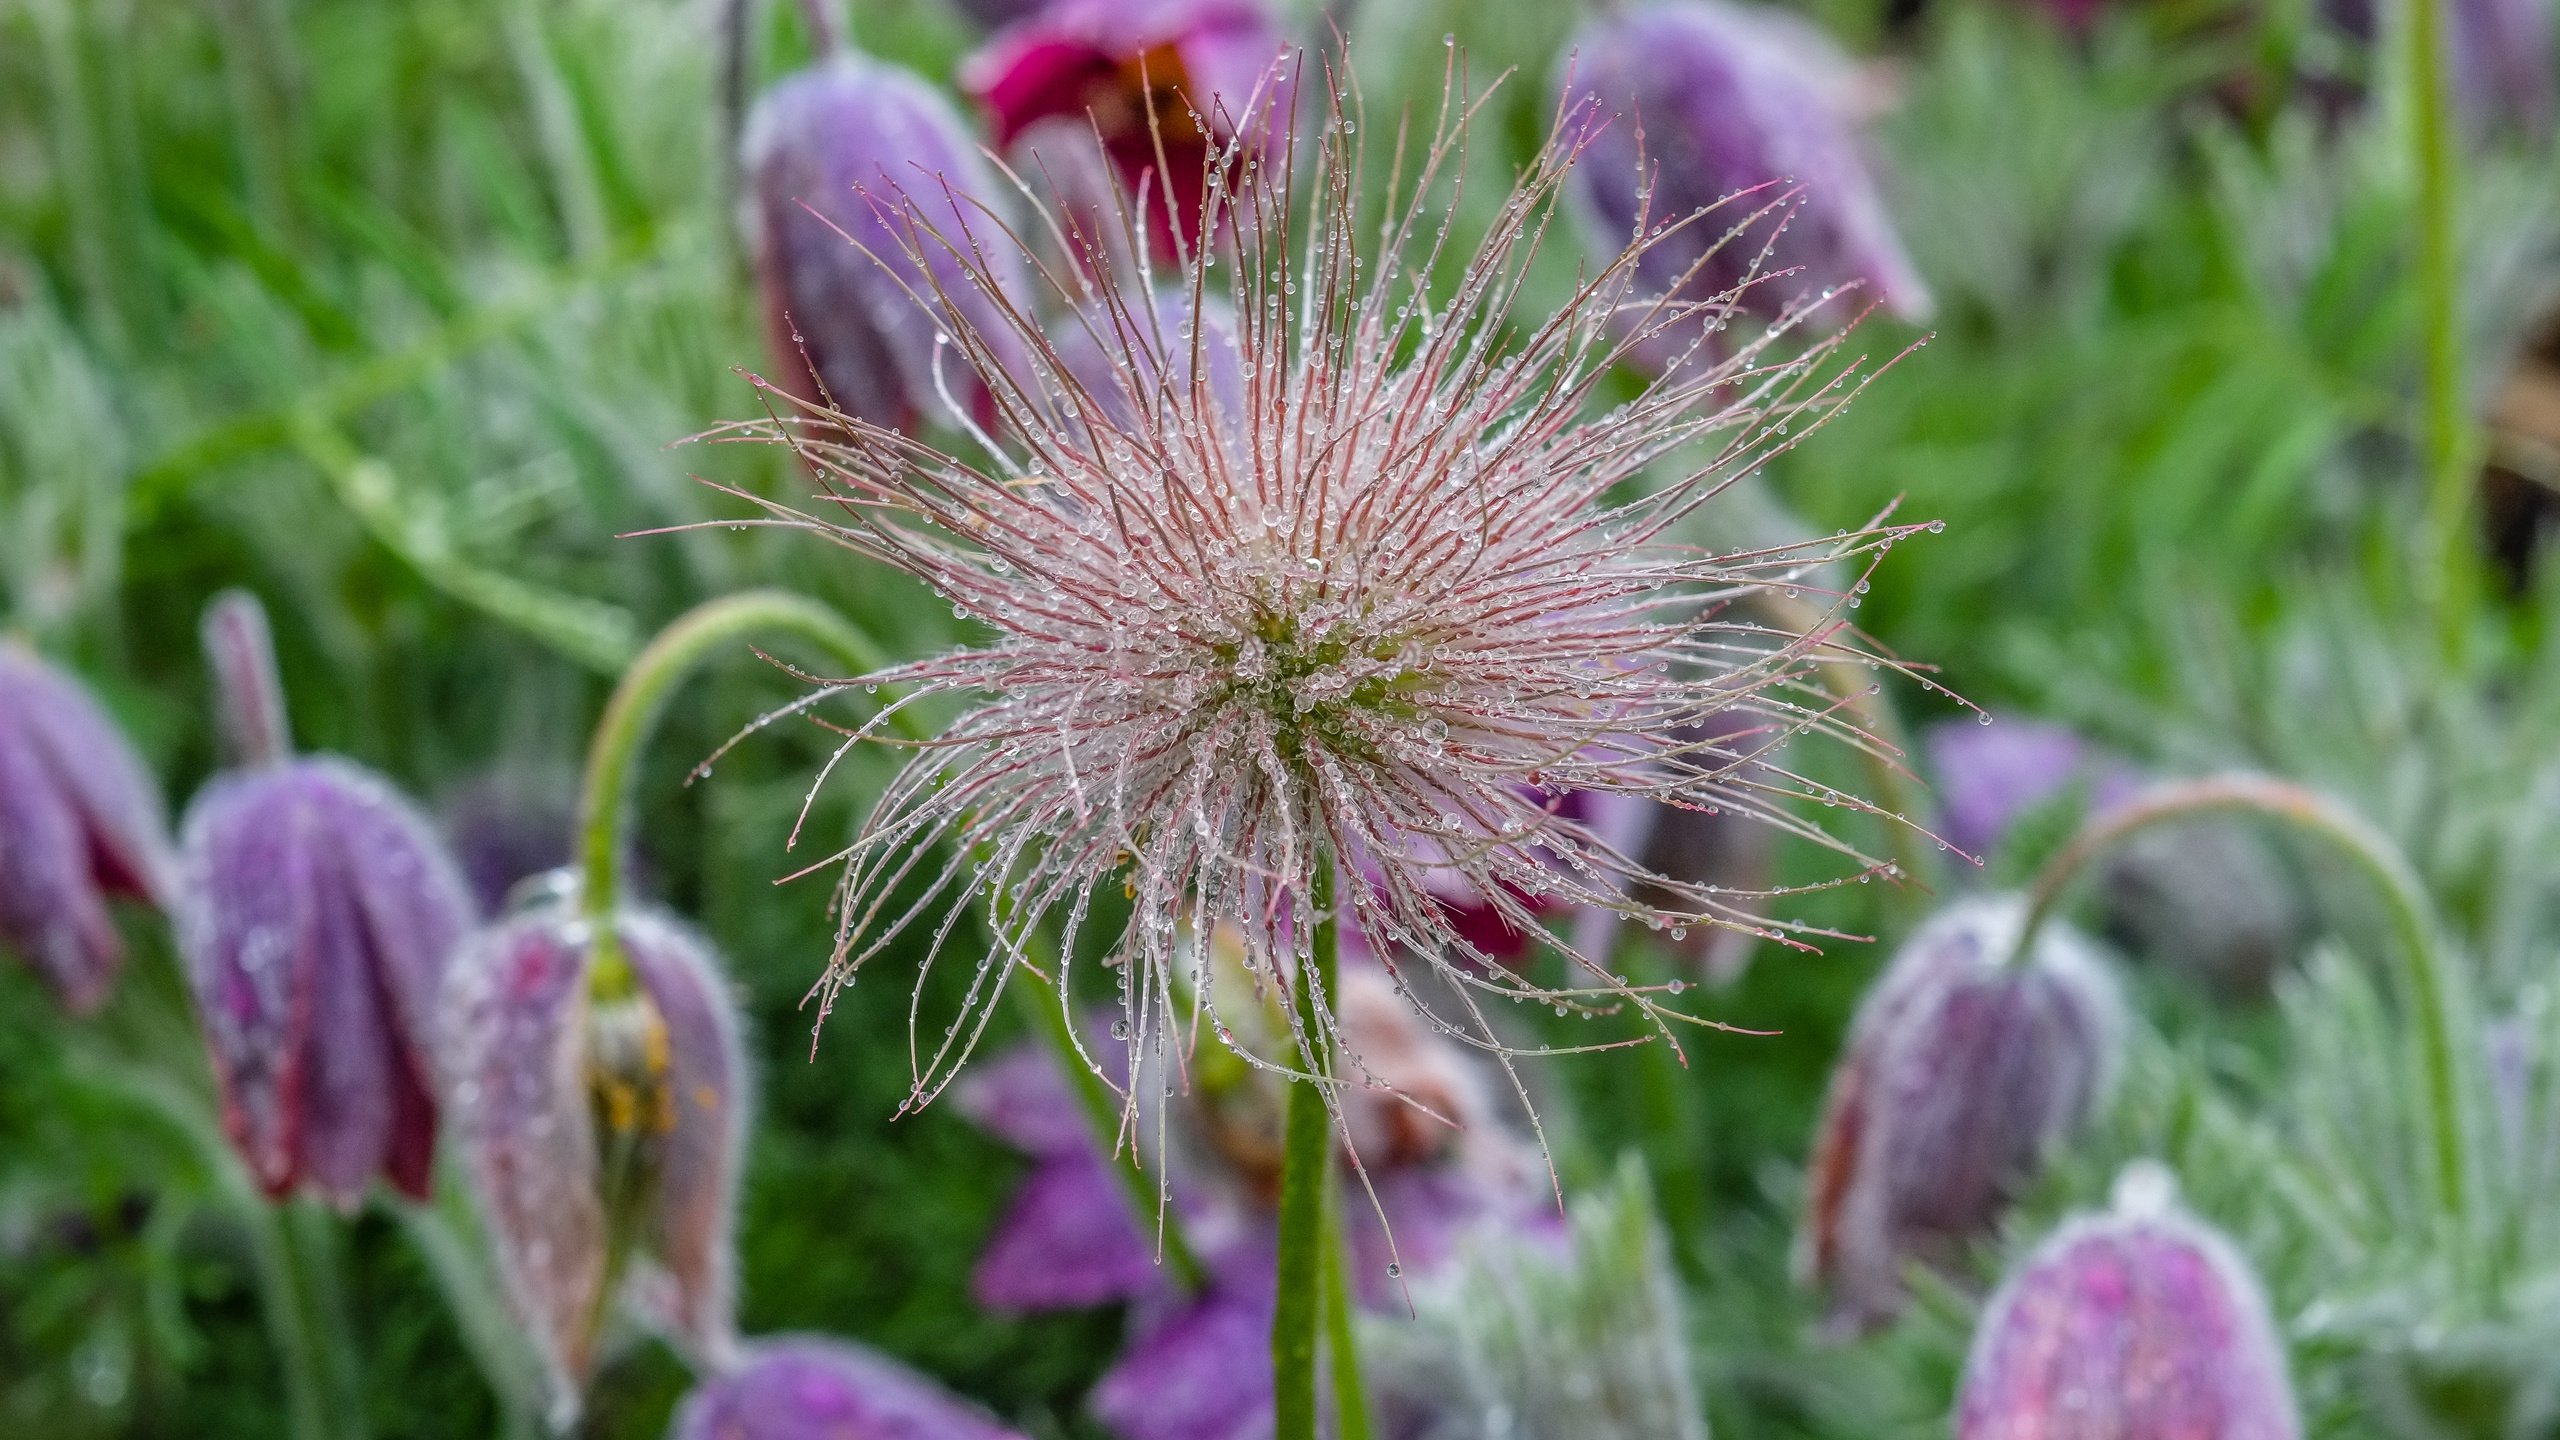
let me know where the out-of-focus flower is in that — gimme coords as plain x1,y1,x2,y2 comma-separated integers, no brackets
440,901,746,1417
961,0,1293,254
670,1337,1025,1440
739,58,1923,1108
175,593,475,1207
438,768,579,914
1926,719,2299,997
1087,1266,1276,1440
741,51,1026,434
1799,895,2121,1329
953,0,1055,31
1557,0,1931,363
0,641,171,1013
1956,1162,2300,1440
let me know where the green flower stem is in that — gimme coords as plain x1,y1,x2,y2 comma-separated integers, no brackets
574,590,891,985
1273,859,1343,1440
395,1177,543,1440
576,590,1201,1278
2010,775,2470,1226
1321,1175,1374,1440
2409,0,2474,639
239,1197,344,1440
1006,949,1207,1290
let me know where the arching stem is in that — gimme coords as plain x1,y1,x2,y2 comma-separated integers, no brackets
2009,775,2471,1227
574,590,1200,1279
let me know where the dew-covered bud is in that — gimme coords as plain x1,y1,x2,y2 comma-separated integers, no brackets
962,0,1295,250
175,594,473,1207
1556,0,1930,358
440,902,746,1417
1799,895,2121,1329
0,642,171,1013
670,1337,1026,1440
742,52,1026,434
1957,1162,2300,1440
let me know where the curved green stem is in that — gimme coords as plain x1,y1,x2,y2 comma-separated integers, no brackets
1273,860,1343,1440
2011,775,2470,1226
575,590,890,984
578,591,1202,1278
2409,0,2473,641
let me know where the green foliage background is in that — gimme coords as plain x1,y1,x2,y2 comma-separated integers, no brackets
4,0,2560,1435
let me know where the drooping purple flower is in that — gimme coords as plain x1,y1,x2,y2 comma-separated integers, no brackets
1799,895,2121,1330
174,593,474,1207
440,901,747,1416
1087,1269,1275,1440
437,768,579,915
1557,0,1931,360
741,51,1026,434
670,1336,1026,1440
1924,718,2139,861
961,0,1294,253
0,642,171,1013
1957,1162,2300,1440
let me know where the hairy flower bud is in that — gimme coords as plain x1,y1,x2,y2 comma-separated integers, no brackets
176,593,473,1207
1800,895,2121,1329
742,52,1025,434
670,1337,1025,1440
0,642,171,1013
441,902,747,1416
1957,1162,2300,1440
1557,0,1930,357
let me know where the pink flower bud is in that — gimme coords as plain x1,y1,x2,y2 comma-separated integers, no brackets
439,903,746,1418
1556,0,1930,356
177,756,475,1206
671,1337,1026,1440
741,53,1026,434
1800,896,2121,1329
1957,1163,2300,1440
0,643,171,1013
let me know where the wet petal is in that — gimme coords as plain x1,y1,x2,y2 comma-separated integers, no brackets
622,911,748,1366
671,1337,1025,1440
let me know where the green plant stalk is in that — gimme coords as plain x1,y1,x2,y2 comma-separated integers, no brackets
1321,1170,1374,1440
1272,859,1342,1440
575,590,1200,1271
2010,775,2470,1227
239,1197,341,1440
2408,0,2472,635
394,1193,541,1440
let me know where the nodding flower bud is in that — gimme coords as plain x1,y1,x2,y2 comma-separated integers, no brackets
440,900,746,1419
1556,0,1930,357
961,0,1295,252
670,1338,1026,1440
175,594,474,1206
1957,1162,2300,1440
741,52,1026,435
0,642,172,1013
1799,895,2121,1330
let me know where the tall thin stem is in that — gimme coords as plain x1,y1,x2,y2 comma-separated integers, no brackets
1272,860,1341,1440
2010,775,2471,1227
1321,1177,1373,1440
2409,0,2472,638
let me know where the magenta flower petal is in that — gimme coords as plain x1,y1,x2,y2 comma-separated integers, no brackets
0,645,171,1012
622,910,749,1365
742,53,1026,434
1088,1279,1275,1440
1957,1164,2300,1440
671,1337,1026,1440
1801,896,2121,1329
953,1043,1093,1157
177,758,471,1205
441,911,607,1404
1558,0,1930,349
971,1149,1163,1312
1925,718,2141,859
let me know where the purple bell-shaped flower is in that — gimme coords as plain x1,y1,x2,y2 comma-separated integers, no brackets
439,898,747,1418
0,641,172,1013
1556,0,1930,360
669,1337,1026,1440
1957,1162,2301,1440
741,47,1027,435
1799,895,2121,1329
174,593,475,1206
